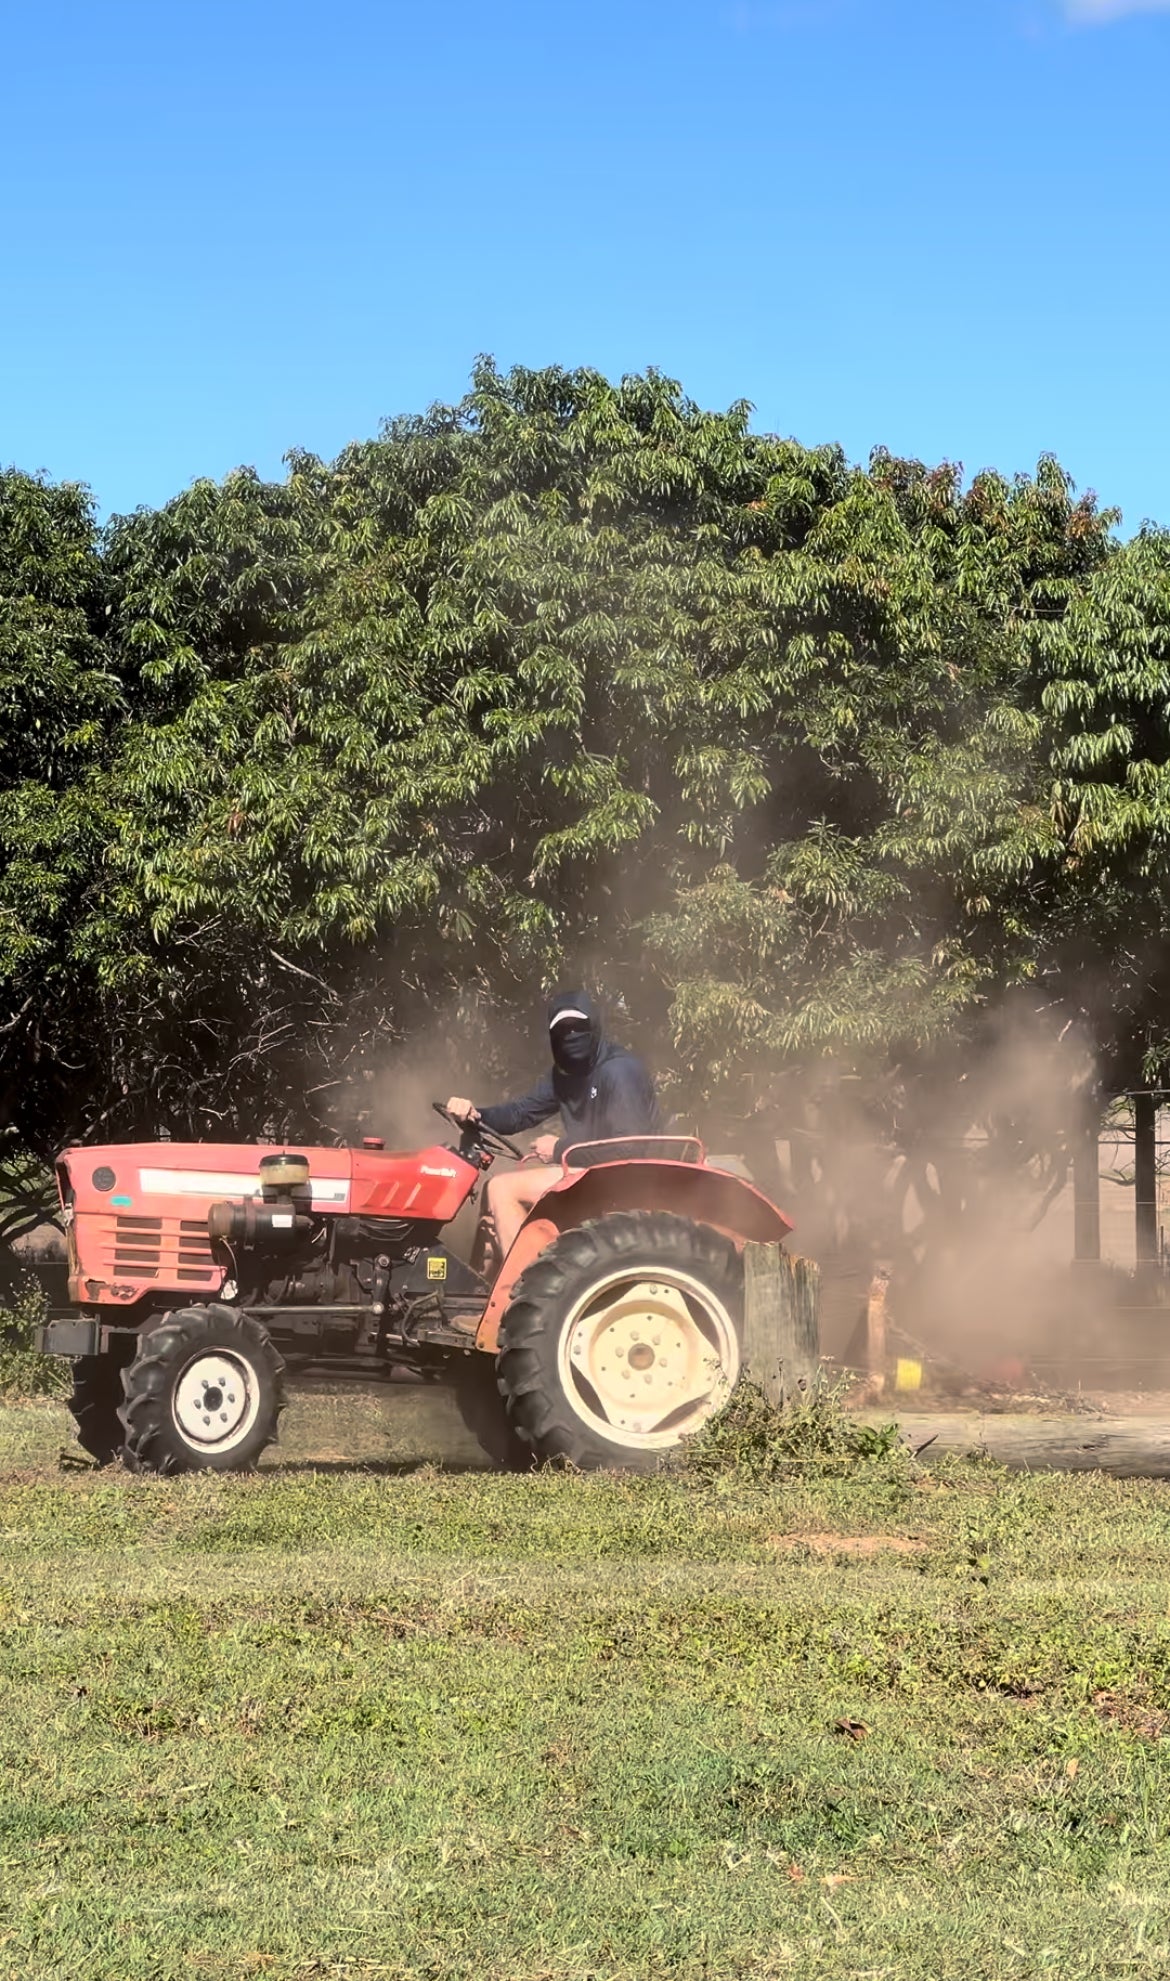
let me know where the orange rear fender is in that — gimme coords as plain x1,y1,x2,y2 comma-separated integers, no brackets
474,1160,792,1354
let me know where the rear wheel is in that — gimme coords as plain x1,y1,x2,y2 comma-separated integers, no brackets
498,1212,742,1472
119,1306,285,1475
452,1354,532,1470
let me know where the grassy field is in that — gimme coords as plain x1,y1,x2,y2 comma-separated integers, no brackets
2,1392,1170,1980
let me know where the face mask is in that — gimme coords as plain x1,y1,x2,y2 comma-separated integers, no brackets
552,1025,593,1072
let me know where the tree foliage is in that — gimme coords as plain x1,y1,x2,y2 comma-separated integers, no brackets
3,364,1170,1248
0,472,119,1222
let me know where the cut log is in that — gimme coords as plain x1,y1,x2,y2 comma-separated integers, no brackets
860,1410,1170,1478
742,1245,821,1407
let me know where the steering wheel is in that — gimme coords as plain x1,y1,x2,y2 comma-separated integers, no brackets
431,1101,524,1162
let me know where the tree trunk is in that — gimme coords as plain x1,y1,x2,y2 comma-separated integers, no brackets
1072,1115,1101,1264
1134,1091,1159,1268
742,1245,820,1407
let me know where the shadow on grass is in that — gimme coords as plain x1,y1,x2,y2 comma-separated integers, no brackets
261,1455,495,1477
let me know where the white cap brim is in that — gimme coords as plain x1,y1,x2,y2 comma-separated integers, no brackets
550,1008,590,1029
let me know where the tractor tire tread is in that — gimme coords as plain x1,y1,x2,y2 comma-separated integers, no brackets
497,1212,741,1473
118,1305,285,1476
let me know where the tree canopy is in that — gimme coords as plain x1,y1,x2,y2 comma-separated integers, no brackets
4,361,1170,1244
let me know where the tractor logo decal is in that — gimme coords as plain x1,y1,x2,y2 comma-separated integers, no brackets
420,1165,458,1179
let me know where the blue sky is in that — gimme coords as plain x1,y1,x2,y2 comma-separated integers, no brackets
3,0,1168,527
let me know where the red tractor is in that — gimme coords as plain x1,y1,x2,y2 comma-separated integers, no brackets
35,1108,793,1474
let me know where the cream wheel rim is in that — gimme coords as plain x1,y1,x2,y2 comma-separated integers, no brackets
556,1266,739,1450
172,1349,261,1452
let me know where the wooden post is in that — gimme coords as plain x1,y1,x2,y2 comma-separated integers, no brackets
742,1245,821,1407
864,1265,891,1396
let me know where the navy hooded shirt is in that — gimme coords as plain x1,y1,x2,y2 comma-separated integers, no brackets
478,991,663,1157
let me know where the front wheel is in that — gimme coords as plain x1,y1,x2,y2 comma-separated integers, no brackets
68,1349,133,1465
119,1306,285,1475
498,1212,742,1472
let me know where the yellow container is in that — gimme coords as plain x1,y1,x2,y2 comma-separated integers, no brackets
895,1357,923,1392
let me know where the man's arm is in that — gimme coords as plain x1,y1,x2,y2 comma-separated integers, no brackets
477,1073,559,1138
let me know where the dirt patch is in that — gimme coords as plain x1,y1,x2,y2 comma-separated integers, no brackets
766,1532,925,1556
1093,1690,1170,1741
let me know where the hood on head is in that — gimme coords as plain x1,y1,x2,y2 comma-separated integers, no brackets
547,989,602,1075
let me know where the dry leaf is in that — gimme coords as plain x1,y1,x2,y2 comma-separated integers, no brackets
834,1718,870,1742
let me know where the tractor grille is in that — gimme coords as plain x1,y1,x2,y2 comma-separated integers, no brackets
93,1214,219,1288
112,1216,162,1275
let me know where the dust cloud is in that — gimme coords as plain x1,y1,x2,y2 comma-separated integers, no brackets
298,948,1156,1391
330,993,550,1260
769,1017,1163,1394
316,991,537,1157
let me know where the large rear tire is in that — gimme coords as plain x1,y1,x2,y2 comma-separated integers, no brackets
498,1212,742,1472
452,1355,532,1471
119,1306,285,1475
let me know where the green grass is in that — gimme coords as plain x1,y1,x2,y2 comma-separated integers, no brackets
2,1396,1170,1979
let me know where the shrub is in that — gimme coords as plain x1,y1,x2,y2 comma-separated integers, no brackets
685,1377,904,1482
0,1275,68,1400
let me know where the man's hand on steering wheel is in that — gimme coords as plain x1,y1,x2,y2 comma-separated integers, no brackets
433,1099,524,1161
444,1096,479,1127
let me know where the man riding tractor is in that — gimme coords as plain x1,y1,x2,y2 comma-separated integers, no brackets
36,987,798,1475
446,991,663,1260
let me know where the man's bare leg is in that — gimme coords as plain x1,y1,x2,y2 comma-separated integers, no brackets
486,1165,562,1260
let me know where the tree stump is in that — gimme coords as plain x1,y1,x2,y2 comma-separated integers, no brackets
742,1244,821,1408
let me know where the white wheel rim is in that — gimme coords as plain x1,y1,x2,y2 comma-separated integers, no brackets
556,1266,740,1451
172,1349,261,1453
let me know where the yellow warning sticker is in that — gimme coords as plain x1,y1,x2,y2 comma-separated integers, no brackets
426,1255,447,1281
